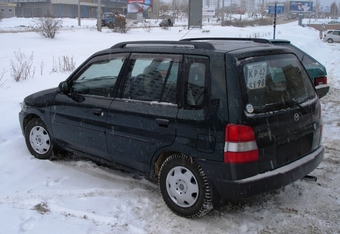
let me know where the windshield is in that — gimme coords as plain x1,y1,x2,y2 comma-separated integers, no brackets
239,54,315,113
103,13,113,18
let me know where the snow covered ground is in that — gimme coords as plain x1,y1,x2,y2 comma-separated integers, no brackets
0,17,339,233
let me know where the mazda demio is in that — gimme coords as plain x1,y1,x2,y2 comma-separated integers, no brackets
19,38,328,218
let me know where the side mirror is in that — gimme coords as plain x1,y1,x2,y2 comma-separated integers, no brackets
316,85,330,99
58,81,70,94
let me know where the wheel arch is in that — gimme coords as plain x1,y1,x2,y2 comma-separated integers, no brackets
153,150,180,180
22,114,41,131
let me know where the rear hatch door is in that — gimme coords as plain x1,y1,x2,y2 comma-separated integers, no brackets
239,53,322,172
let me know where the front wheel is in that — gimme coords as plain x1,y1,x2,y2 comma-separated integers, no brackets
158,154,213,218
327,38,333,43
25,118,54,160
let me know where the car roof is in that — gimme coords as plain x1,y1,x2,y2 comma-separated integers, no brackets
179,37,295,51
111,38,285,51
107,39,294,60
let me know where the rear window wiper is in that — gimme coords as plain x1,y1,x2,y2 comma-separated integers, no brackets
257,100,299,112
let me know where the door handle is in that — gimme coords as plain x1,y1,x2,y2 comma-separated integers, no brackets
91,108,104,116
156,118,170,127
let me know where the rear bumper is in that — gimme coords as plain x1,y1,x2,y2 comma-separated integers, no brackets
199,146,324,200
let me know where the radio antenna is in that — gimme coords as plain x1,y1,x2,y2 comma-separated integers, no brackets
180,21,201,40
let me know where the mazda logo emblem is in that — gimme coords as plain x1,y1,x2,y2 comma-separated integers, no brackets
294,113,300,121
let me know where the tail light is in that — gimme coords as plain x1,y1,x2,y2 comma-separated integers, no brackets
314,76,327,86
224,124,258,163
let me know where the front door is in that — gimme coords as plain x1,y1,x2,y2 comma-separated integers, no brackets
52,53,128,161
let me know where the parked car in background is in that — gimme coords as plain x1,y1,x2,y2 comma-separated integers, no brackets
323,29,340,43
19,38,328,218
159,18,174,27
268,39,328,87
101,12,126,29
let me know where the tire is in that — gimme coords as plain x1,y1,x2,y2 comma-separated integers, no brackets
108,22,115,29
25,118,54,160
327,38,333,43
158,154,213,218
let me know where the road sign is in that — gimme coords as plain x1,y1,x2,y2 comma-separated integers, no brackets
268,4,284,14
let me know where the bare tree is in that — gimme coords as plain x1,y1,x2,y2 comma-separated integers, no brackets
159,3,171,18
31,15,62,39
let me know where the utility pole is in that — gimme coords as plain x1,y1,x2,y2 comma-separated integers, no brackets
222,0,224,26
172,0,175,20
97,0,102,32
78,0,81,26
273,3,277,39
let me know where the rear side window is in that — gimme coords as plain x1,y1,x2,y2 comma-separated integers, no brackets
122,53,181,103
240,54,315,113
184,55,210,108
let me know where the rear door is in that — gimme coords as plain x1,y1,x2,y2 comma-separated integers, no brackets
106,53,181,172
238,53,322,172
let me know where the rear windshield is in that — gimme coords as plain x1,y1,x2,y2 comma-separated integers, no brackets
239,54,316,113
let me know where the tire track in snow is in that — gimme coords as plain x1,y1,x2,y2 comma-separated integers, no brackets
0,158,161,233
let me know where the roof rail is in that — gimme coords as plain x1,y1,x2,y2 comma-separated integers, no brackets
180,37,272,44
111,41,216,50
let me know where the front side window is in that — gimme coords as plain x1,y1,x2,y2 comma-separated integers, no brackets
71,53,128,97
122,53,181,103
241,54,315,113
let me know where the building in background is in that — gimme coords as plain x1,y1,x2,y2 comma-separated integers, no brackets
4,0,127,18
203,0,256,15
0,2,16,18
1,0,163,19
203,0,218,8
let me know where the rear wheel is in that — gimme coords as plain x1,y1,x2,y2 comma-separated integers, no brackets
25,118,53,160
158,154,213,218
327,38,333,43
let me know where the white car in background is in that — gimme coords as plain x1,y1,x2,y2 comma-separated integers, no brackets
323,29,340,43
